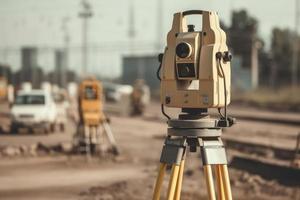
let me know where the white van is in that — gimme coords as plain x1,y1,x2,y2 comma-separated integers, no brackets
10,90,58,134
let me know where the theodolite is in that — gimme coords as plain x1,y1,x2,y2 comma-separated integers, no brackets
153,10,235,200
74,77,119,157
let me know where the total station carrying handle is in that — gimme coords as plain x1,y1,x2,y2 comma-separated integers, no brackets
182,10,204,16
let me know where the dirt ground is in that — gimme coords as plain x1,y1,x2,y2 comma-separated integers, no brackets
0,103,299,200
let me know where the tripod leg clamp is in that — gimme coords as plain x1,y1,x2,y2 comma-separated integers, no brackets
160,137,186,165
200,139,228,165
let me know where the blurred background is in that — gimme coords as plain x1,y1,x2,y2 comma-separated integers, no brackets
0,0,299,200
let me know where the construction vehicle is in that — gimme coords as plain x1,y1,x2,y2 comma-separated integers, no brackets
11,89,58,134
131,79,150,115
73,78,119,157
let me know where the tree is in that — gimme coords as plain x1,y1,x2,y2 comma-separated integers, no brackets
226,10,299,88
270,28,299,87
228,10,258,68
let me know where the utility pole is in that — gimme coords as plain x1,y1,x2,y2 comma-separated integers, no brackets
292,0,299,87
128,0,136,55
61,17,70,88
251,40,261,89
156,0,163,52
79,0,93,76
229,0,235,11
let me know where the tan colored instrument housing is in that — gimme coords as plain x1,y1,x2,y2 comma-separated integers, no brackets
79,78,105,126
160,10,231,108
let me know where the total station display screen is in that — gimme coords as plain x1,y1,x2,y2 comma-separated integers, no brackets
84,86,98,100
176,63,196,78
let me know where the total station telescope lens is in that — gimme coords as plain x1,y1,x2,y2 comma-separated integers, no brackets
176,42,191,58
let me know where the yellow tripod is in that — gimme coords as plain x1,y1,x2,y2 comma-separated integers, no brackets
152,114,233,200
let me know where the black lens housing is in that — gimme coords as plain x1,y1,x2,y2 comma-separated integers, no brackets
176,42,191,58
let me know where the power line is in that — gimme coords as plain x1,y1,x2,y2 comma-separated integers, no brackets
0,41,158,54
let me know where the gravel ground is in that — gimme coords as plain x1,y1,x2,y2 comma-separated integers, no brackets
0,102,299,200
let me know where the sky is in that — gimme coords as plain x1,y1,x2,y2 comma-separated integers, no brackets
0,0,296,77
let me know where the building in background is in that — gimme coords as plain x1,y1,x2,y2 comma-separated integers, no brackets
20,47,39,87
0,64,12,83
48,48,77,86
54,49,66,87
231,55,252,91
121,55,159,93
227,10,261,90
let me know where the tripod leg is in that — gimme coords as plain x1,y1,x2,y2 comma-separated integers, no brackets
95,125,102,154
84,125,91,160
152,163,167,200
153,136,186,200
89,127,93,155
90,126,96,154
215,165,225,200
102,121,119,155
166,164,180,200
204,165,216,200
220,165,232,200
174,159,185,200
